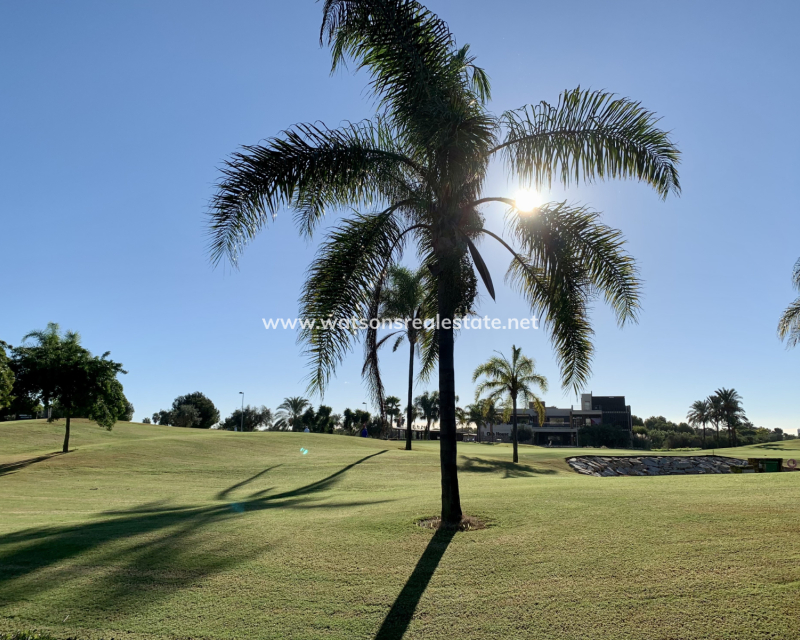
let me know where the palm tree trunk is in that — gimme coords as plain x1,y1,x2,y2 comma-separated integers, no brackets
406,340,414,451
62,413,71,453
437,271,462,525
512,394,519,463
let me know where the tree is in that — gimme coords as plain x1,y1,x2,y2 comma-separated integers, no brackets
12,323,127,452
275,396,311,431
707,395,724,443
220,405,272,432
207,1,680,523
480,398,501,443
414,391,439,439
778,258,800,347
153,410,172,425
142,417,152,424
342,407,371,435
465,402,486,443
0,341,14,411
385,395,401,430
686,399,710,447
473,345,548,463
713,387,745,447
121,400,135,421
170,392,220,429
173,404,201,428
363,265,433,451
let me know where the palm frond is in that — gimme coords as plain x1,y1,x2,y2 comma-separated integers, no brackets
493,87,681,199
778,297,800,348
506,255,594,393
207,119,418,265
300,208,404,397
507,201,642,326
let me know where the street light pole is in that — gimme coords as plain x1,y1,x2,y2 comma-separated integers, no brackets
239,391,244,432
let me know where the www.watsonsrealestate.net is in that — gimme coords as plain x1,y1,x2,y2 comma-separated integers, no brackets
262,316,540,331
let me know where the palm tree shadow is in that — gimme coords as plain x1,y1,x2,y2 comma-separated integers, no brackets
374,527,456,640
0,450,388,615
459,456,556,478
0,452,65,477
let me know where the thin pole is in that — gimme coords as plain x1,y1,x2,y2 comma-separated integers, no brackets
239,392,244,432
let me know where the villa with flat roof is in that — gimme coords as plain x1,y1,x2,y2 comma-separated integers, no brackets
479,393,633,446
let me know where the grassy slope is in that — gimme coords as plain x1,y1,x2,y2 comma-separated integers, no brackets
0,419,798,640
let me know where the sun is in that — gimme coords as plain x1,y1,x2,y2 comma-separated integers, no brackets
514,189,542,213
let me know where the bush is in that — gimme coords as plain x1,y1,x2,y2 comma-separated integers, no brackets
579,424,631,448
517,425,533,443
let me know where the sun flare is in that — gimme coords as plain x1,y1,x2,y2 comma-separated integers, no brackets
514,189,542,213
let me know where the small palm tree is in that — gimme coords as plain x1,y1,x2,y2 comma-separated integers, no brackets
207,1,680,523
363,265,432,450
385,395,401,430
707,394,724,444
714,387,745,447
778,258,800,347
465,402,485,443
414,391,440,439
686,399,710,447
473,345,548,462
480,399,501,443
275,396,310,431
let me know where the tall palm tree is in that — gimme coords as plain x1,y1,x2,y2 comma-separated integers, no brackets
275,396,310,431
473,345,548,463
714,387,745,447
207,1,680,523
414,390,440,439
778,258,800,347
362,265,431,450
686,399,710,447
707,394,724,445
480,398,501,443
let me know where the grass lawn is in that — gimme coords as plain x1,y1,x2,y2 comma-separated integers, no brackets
1,419,799,640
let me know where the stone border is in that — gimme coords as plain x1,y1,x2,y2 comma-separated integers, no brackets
567,455,748,477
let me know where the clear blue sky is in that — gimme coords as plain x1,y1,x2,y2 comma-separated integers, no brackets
1,0,798,430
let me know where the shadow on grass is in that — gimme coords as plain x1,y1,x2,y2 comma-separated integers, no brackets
0,450,387,615
0,452,64,477
459,456,556,479
374,526,457,640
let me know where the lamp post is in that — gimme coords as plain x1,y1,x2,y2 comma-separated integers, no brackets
239,391,244,432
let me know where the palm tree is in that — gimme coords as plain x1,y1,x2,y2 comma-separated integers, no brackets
207,1,680,523
275,396,310,431
480,398,501,443
707,394,724,445
385,395,401,430
362,265,431,451
778,258,800,347
414,391,440,439
473,345,548,462
686,399,710,447
714,387,745,447
465,402,485,443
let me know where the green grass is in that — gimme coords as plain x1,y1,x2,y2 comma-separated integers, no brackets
1,419,799,640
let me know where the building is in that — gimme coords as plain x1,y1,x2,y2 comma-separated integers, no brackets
479,393,633,446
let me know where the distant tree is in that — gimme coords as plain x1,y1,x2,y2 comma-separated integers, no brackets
121,400,135,421
385,395,401,429
778,258,800,347
414,391,439,439
0,341,14,411
472,345,548,463
142,417,151,424
465,402,486,443
173,404,201,428
364,265,434,451
341,407,371,435
707,395,724,443
152,410,174,426
687,399,710,446
631,415,644,427
169,392,219,429
221,405,272,432
275,396,311,431
713,387,745,447
11,323,127,452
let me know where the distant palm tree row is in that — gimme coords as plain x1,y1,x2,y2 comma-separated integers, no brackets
686,388,746,447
